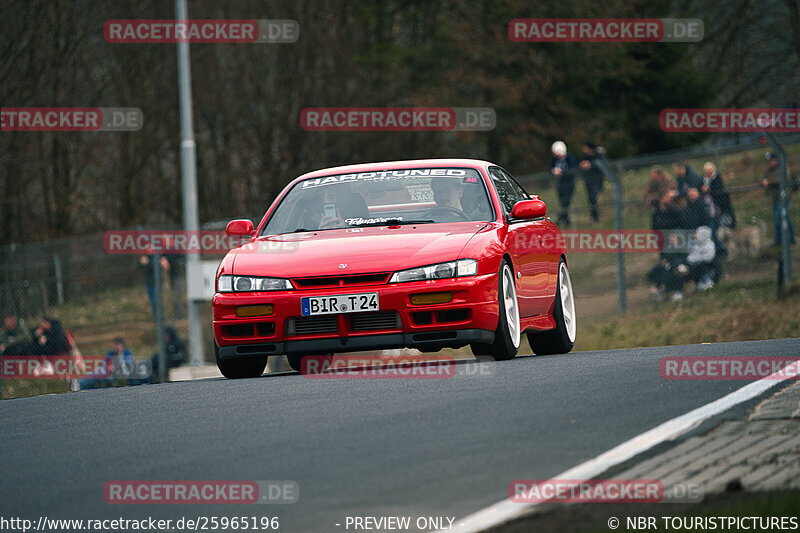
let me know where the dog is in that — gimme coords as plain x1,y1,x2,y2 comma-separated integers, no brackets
717,217,766,258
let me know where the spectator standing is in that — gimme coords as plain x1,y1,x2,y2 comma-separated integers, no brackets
579,141,605,222
761,152,798,246
160,234,186,320
672,162,703,198
550,140,577,226
701,162,736,231
138,251,169,318
165,254,185,320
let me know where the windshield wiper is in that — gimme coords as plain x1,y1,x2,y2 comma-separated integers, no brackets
271,228,311,236
351,219,435,228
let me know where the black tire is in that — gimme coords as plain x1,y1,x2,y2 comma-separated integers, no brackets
471,260,520,361
214,342,267,379
286,353,334,373
528,258,576,355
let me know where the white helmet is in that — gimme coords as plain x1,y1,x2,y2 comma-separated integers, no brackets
551,140,567,157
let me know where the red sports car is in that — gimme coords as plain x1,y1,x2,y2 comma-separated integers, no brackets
212,159,576,378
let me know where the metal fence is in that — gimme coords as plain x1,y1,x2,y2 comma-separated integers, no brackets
517,133,799,312
0,232,202,398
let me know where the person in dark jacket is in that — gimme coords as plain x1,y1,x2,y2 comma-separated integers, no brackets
672,162,703,198
0,315,30,355
682,187,711,230
762,152,798,246
649,186,687,302
550,140,577,226
579,141,605,222
701,162,736,231
30,316,68,356
645,166,675,210
152,326,186,370
146,326,186,383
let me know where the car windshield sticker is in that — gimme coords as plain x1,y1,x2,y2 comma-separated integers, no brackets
345,216,405,226
301,168,468,188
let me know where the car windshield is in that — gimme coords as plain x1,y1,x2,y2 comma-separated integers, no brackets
261,168,494,235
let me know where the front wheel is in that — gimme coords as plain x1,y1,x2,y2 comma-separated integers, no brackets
528,259,576,355
471,260,520,361
287,353,334,373
215,343,268,379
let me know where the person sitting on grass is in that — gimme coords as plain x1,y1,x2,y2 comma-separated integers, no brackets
77,338,136,390
675,226,718,292
648,232,687,303
648,184,686,302
0,314,31,356
146,327,186,383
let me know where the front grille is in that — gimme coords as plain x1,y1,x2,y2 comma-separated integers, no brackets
288,316,338,335
351,311,401,331
292,273,390,289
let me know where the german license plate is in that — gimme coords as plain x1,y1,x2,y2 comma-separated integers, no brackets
301,293,379,316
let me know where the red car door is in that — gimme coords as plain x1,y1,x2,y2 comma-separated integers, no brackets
489,168,553,317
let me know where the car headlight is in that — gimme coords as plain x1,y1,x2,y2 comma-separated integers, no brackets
389,259,478,283
217,275,293,293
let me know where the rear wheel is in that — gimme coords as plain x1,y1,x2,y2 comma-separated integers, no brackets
471,260,520,361
214,343,268,379
528,259,576,355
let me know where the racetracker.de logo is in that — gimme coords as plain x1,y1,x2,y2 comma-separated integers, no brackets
104,481,299,504
1,355,150,380
300,107,495,132
300,355,458,379
660,357,800,380
104,19,299,43
103,230,298,255
510,479,663,503
1,107,142,132
660,108,800,132
515,230,665,253
509,18,703,43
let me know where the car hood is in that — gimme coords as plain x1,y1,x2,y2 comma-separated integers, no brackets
230,222,488,278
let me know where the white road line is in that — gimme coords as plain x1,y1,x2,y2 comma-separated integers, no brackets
442,359,800,532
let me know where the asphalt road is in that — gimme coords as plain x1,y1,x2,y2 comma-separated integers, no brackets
1,338,799,532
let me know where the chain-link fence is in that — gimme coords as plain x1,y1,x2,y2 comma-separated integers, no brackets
0,232,205,398
517,134,799,320
2,135,798,399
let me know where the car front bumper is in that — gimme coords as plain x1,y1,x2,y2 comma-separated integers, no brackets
212,273,499,358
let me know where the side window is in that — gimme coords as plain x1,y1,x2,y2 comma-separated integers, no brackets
489,168,519,214
499,169,530,201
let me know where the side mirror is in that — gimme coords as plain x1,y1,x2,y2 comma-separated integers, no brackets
511,199,547,219
226,219,255,237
